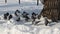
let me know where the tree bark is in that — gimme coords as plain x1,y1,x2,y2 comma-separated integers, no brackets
38,0,60,22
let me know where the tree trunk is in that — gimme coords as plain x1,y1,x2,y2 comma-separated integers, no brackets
38,0,60,22
19,0,20,4
5,0,7,3
37,0,39,5
58,0,60,20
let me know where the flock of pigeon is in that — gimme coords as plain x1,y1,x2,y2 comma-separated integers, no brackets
3,9,50,26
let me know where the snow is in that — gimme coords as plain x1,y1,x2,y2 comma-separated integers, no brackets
0,0,60,34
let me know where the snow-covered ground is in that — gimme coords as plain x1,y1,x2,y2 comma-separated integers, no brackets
0,0,60,34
